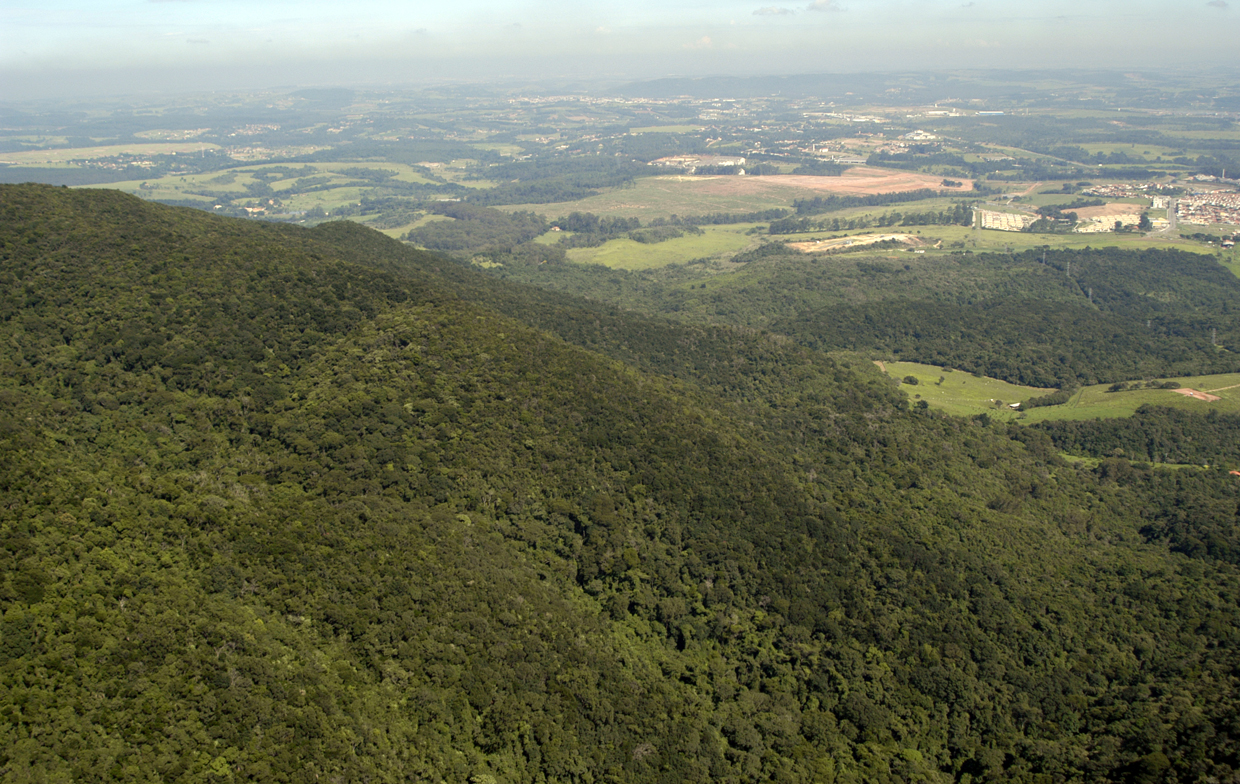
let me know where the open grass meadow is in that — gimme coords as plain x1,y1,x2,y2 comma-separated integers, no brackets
566,225,761,270
914,224,1211,255
1020,373,1240,423
500,175,802,221
1219,249,1240,278
77,161,453,215
881,362,1240,423
880,361,1051,420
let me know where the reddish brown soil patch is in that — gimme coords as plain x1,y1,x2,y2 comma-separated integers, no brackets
1173,388,1221,402
669,166,973,198
789,233,922,253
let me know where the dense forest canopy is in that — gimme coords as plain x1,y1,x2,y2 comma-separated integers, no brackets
3,185,1240,782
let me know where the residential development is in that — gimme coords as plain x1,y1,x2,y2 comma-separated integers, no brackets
1177,192,1240,226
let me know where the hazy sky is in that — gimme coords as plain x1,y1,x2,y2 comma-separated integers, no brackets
2,0,1236,99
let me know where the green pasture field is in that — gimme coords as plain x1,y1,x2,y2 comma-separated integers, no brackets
883,362,1240,423
368,213,451,239
0,135,72,148
532,230,575,246
1021,373,1240,423
296,162,439,185
471,143,524,156
880,361,1051,420
566,225,761,270
0,142,220,164
502,175,862,221
1219,252,1240,278
1077,143,1184,160
78,161,451,216
919,224,1209,255
1020,191,1153,209
629,125,704,134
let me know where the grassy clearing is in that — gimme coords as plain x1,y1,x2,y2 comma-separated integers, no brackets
567,226,760,270
1021,373,1240,423
361,213,449,239
501,176,811,221
532,230,576,246
881,361,1051,420
471,143,525,156
1219,251,1240,278
920,224,1210,255
1058,453,1205,471
1077,143,1184,160
78,162,446,216
882,362,1240,423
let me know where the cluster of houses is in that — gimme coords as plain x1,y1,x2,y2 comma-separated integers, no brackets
978,210,1036,231
1177,192,1240,226
1081,182,1175,198
648,154,746,173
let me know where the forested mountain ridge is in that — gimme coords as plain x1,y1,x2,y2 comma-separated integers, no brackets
3,184,1240,783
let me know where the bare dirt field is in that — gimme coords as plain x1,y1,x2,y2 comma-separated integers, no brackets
1074,202,1144,220
788,233,925,253
666,167,974,198
1173,388,1221,402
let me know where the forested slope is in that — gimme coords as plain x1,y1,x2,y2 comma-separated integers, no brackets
3,185,1240,783
493,246,1240,388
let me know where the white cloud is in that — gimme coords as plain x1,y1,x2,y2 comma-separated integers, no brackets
805,0,843,11
683,35,712,49
753,6,795,15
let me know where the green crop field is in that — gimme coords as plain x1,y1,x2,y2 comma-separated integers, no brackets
566,225,761,270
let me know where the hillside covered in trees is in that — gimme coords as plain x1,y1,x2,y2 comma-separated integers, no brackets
492,243,1240,389
3,185,1240,783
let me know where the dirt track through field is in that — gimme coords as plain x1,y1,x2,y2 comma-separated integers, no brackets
1206,383,1240,393
1173,388,1221,402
